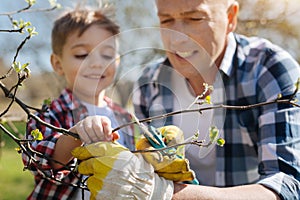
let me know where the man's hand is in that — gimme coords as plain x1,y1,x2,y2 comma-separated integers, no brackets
136,125,197,183
72,142,174,200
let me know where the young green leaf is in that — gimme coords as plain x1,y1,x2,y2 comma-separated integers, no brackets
12,62,31,75
209,126,219,142
21,63,29,70
12,62,22,73
26,0,36,6
277,93,282,99
27,27,38,36
49,0,62,8
12,20,19,28
15,147,22,153
217,138,225,147
43,98,52,106
205,95,212,104
31,129,43,140
191,130,199,141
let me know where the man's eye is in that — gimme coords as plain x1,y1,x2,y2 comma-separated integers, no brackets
160,18,174,24
75,54,87,59
189,17,205,21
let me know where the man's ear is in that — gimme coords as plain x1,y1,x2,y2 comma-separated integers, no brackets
50,53,64,76
227,1,239,33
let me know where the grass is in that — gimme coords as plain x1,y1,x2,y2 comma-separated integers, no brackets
0,121,34,200
0,148,34,200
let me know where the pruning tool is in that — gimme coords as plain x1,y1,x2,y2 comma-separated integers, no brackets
132,115,174,156
132,115,199,185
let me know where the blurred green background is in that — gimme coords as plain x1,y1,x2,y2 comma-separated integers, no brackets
0,122,33,200
1,0,300,199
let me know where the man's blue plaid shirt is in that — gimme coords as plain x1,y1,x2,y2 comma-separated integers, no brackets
133,33,300,200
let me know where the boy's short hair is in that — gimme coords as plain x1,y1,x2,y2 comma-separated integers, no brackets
51,9,120,55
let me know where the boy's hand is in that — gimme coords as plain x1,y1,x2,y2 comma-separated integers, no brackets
136,125,197,183
72,142,174,200
70,116,119,144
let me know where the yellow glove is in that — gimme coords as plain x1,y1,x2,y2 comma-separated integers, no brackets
136,125,197,183
72,142,174,200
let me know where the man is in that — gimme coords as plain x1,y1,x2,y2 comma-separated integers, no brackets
132,0,300,199
72,0,300,199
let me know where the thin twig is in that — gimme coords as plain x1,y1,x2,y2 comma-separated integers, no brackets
112,98,300,133
0,5,57,16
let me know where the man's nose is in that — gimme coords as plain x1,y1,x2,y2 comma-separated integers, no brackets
171,31,189,45
162,24,189,46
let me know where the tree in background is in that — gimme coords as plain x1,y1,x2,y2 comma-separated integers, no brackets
237,0,300,61
107,0,300,106
1,0,300,109
1,0,300,156
0,0,300,198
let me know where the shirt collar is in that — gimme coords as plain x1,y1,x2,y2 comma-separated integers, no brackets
219,32,236,76
59,88,83,111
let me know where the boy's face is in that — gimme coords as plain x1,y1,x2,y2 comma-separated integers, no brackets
51,25,119,103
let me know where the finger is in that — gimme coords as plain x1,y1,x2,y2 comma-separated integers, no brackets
100,116,113,141
86,116,111,142
135,137,152,150
86,175,105,199
83,117,104,142
76,121,93,144
156,170,195,182
72,141,129,159
72,145,93,160
78,153,136,174
158,125,184,145
78,157,111,175
154,158,190,173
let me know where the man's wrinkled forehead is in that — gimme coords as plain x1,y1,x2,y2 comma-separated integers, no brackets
155,0,229,16
155,0,232,7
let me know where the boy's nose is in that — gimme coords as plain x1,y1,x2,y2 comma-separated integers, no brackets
90,61,103,68
89,54,105,69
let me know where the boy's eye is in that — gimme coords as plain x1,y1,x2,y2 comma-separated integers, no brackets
74,54,88,59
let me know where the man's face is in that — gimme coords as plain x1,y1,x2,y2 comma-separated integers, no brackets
156,0,232,78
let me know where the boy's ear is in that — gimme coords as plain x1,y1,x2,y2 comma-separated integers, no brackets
50,53,64,76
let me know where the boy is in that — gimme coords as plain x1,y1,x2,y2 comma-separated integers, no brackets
22,8,135,199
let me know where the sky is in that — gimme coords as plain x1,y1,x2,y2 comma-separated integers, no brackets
0,0,160,79
0,0,59,72
1,0,300,78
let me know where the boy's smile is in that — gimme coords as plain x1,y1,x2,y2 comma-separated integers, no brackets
51,24,119,105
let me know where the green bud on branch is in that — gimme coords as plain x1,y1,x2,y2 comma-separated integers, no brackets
25,0,36,6
30,129,43,141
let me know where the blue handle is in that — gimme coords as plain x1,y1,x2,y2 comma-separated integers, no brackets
145,126,199,185
145,126,166,149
